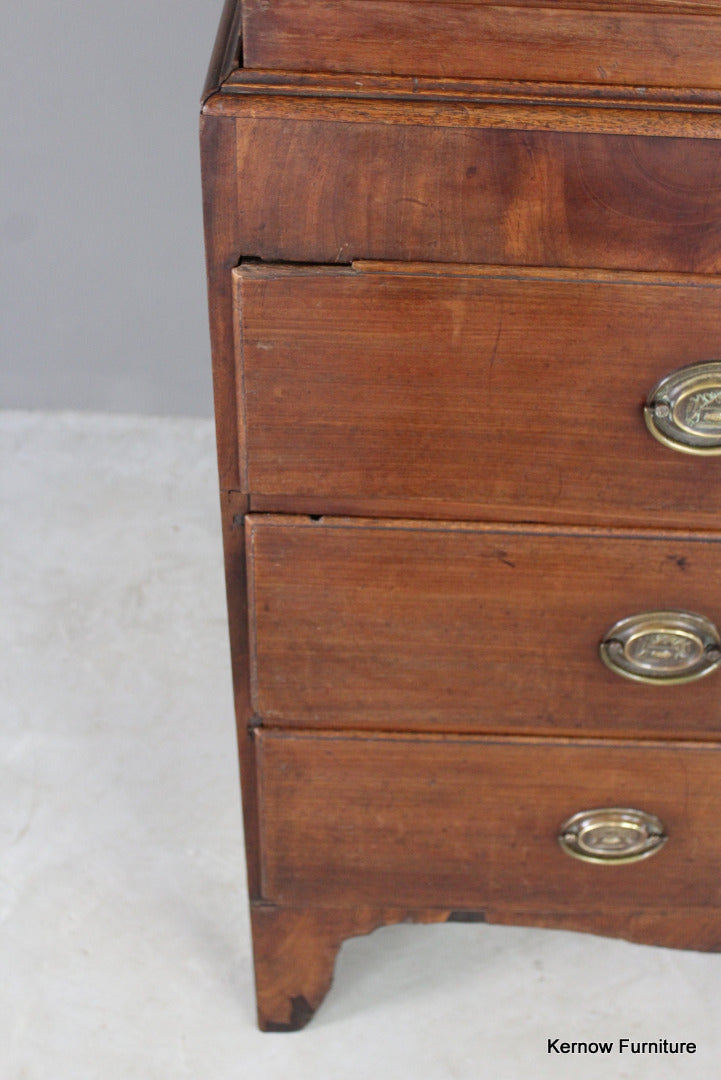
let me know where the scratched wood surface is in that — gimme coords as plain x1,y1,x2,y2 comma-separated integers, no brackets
236,263,721,529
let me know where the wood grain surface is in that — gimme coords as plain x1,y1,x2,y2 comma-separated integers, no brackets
247,515,721,738
236,263,721,528
220,492,262,897
242,0,721,90
200,112,242,491
250,897,721,1029
202,1,721,1027
223,68,721,111
256,729,721,909
222,108,721,271
201,0,243,105
250,902,451,1030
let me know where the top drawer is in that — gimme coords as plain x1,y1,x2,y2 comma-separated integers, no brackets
236,261,721,530
216,95,721,274
241,0,721,91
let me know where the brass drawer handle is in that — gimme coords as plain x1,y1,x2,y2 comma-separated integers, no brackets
645,361,721,455
600,610,721,685
559,808,667,865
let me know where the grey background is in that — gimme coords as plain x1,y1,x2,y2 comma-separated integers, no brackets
1,1,224,417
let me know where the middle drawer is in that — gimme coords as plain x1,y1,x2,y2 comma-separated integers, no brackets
236,262,721,529
247,514,721,739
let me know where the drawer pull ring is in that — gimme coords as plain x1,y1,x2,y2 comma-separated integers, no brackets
645,361,721,454
600,609,716,682
600,610,721,685
559,808,667,865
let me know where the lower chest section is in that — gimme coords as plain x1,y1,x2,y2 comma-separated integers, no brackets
204,54,721,1024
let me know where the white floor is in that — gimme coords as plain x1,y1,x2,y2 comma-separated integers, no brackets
2,410,720,1079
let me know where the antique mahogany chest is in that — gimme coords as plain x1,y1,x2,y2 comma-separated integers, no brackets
201,0,721,1030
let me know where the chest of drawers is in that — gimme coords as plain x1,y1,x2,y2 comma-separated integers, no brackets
201,0,721,1030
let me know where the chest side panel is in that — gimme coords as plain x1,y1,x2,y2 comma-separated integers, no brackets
257,730,721,910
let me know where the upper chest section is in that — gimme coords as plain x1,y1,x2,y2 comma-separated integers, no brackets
240,0,721,91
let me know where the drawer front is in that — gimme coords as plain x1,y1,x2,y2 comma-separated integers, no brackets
256,730,721,910
237,264,721,529
242,0,721,90
231,111,721,273
247,515,721,738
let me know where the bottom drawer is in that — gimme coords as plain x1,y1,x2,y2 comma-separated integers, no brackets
256,730,721,911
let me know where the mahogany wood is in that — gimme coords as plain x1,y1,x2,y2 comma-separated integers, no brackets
250,902,451,1030
209,82,721,138
250,900,721,1030
237,262,721,529
247,514,721,738
202,0,244,106
200,112,241,491
256,729,721,910
245,490,721,527
211,101,721,273
220,492,262,898
201,0,721,1030
242,0,721,90
223,69,721,115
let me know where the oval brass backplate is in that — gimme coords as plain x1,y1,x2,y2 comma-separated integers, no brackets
645,360,721,454
600,610,721,685
559,808,667,865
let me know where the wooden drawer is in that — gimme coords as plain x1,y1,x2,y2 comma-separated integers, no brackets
256,729,721,911
241,0,721,91
247,515,721,739
224,103,721,274
237,263,721,529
